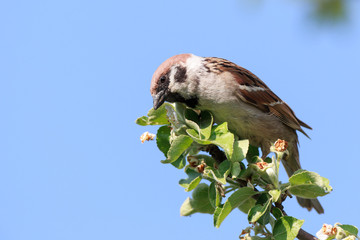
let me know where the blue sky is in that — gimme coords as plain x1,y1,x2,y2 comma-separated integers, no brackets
1,0,359,239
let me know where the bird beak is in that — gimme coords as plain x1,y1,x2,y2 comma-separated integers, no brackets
152,90,166,110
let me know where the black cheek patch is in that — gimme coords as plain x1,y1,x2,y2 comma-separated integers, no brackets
184,97,199,108
174,66,187,83
166,92,199,108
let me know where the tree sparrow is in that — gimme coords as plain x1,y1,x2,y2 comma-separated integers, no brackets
150,53,323,214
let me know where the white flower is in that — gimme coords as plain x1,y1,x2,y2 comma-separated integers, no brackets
316,224,335,240
140,132,155,143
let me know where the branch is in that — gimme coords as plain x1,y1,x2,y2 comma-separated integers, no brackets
297,229,318,240
204,144,227,164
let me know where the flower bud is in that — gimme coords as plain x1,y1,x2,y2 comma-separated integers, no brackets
250,159,279,188
196,162,207,173
274,139,288,152
187,156,200,168
270,139,290,160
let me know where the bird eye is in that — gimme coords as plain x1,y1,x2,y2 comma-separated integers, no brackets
160,76,166,83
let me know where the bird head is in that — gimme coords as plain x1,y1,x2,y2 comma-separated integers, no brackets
150,53,199,110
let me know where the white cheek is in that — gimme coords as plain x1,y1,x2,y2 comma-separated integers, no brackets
168,63,197,99
168,66,187,95
168,66,177,89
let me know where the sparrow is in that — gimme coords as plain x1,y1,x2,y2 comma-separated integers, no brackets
150,53,323,214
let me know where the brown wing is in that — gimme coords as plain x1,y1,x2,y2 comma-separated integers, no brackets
204,57,311,137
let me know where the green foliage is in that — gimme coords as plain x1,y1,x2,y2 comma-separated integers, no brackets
215,187,259,228
204,160,231,185
338,224,359,238
179,168,201,192
232,139,249,162
137,103,357,239
248,197,272,224
156,126,171,156
269,189,281,202
160,135,193,164
180,183,215,215
208,181,222,208
288,170,332,199
135,103,172,126
272,216,304,240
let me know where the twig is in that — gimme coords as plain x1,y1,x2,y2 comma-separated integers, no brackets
203,144,227,164
297,229,318,240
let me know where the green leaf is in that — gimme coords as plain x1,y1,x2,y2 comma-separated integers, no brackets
190,183,215,214
147,103,171,125
172,103,187,123
248,205,267,225
184,109,213,140
288,170,332,198
255,194,272,226
257,211,271,226
289,184,329,199
180,183,216,216
179,168,202,192
231,139,249,162
161,135,193,164
211,123,234,158
246,145,260,163
271,207,284,220
198,111,213,140
135,116,149,126
156,126,171,156
213,207,222,227
180,197,197,216
238,197,256,214
136,103,174,126
208,182,221,208
214,187,258,228
184,108,201,135
180,197,196,216
186,121,234,159
205,160,231,184
248,197,272,224
269,189,281,202
273,216,304,240
170,155,187,169
231,162,241,178
186,129,212,145
338,224,359,236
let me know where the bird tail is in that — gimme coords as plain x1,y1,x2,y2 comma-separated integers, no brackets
282,143,324,214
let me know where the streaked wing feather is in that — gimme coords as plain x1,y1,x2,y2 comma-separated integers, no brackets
205,57,311,134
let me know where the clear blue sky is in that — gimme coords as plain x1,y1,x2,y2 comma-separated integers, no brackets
1,1,359,239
